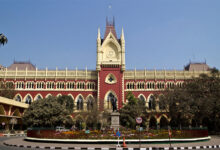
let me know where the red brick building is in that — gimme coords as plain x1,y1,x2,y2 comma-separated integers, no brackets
0,19,210,128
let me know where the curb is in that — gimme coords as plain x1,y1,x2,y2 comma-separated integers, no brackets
24,136,211,144
3,134,26,137
3,142,220,150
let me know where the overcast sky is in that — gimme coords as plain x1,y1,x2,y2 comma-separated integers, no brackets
1,0,220,70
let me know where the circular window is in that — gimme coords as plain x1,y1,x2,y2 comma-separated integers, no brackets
105,74,117,84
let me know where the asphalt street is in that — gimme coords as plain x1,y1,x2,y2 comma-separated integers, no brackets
1,136,220,150
0,136,38,150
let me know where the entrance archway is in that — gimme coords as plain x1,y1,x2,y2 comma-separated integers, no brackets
160,116,169,129
149,116,157,129
104,91,118,111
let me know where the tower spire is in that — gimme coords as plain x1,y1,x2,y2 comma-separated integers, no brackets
104,16,117,39
121,27,124,40
97,27,101,40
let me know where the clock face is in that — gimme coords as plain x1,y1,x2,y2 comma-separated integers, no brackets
106,49,116,59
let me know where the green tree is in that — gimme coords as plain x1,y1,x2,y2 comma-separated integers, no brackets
119,92,147,129
0,82,15,99
85,99,101,130
57,95,74,113
160,68,220,132
0,34,8,46
22,96,70,128
158,88,193,128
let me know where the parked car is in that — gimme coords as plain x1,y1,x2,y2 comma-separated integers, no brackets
55,126,69,132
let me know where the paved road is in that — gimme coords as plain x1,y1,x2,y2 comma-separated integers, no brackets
1,136,220,150
0,136,39,150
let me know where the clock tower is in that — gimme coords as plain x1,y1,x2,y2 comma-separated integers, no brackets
96,18,125,111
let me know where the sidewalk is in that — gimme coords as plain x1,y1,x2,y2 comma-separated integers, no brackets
3,136,220,150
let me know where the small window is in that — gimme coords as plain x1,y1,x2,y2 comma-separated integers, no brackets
47,82,55,89
77,82,85,89
105,74,117,84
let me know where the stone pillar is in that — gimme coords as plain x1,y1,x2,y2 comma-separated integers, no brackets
145,120,149,131
110,112,120,131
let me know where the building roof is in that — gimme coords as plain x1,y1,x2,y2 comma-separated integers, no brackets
0,96,29,108
184,62,209,71
0,64,5,71
103,17,117,40
7,61,36,70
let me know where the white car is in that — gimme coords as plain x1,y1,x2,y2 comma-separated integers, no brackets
55,126,69,132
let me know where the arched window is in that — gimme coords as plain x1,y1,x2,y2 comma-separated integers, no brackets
16,82,24,89
36,82,44,89
148,95,156,110
167,82,175,89
25,95,32,104
107,93,117,111
26,82,34,89
126,82,135,89
147,82,155,89
105,74,117,84
137,82,145,89
67,82,75,89
157,82,165,89
139,95,145,102
77,96,83,110
15,95,21,102
77,82,85,89
87,96,94,111
57,82,64,89
35,95,42,101
46,82,54,89
176,82,183,88
87,82,95,90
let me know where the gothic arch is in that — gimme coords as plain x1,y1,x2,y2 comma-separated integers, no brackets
75,94,85,111
34,94,43,101
138,94,146,106
159,115,169,129
105,73,117,84
86,94,95,111
56,93,62,97
14,94,22,102
149,116,157,129
147,94,156,110
0,105,6,115
45,93,52,98
104,90,118,110
102,32,122,54
11,108,21,117
67,94,74,101
24,94,33,104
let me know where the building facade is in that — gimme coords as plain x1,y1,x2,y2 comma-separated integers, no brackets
0,20,210,127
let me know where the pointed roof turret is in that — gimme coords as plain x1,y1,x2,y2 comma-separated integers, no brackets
121,27,124,40
104,17,117,40
97,27,101,40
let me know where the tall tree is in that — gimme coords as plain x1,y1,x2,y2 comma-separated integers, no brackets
0,34,8,46
160,68,220,132
0,82,15,99
85,99,102,130
120,92,148,129
57,95,74,113
22,96,70,128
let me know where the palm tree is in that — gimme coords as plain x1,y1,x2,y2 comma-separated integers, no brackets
0,33,8,46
